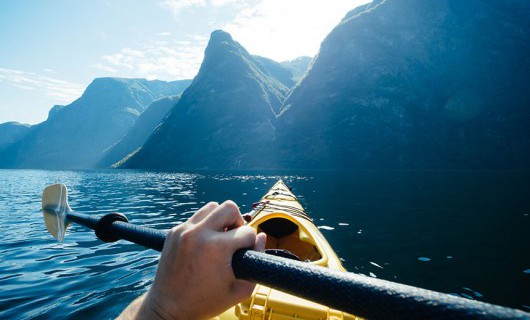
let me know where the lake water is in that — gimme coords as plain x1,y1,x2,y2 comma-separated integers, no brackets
0,169,529,319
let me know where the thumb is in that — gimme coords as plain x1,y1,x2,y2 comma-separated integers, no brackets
254,232,267,252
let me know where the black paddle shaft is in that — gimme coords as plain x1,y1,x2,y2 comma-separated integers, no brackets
233,250,529,320
67,211,529,320
68,211,167,251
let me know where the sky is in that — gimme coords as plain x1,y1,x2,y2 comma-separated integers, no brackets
0,0,370,125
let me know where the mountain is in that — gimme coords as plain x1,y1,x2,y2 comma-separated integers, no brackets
120,30,290,170
98,95,180,168
0,78,191,169
280,56,313,82
0,122,31,152
277,0,530,169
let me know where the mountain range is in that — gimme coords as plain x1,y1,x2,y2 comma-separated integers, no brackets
1,0,528,170
0,78,190,168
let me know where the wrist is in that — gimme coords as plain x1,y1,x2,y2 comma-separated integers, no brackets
140,287,181,320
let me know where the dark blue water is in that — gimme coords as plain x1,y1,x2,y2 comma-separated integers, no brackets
0,170,529,319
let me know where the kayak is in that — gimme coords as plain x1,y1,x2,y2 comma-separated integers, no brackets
216,180,359,320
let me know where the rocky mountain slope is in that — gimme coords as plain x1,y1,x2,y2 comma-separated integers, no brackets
277,0,530,169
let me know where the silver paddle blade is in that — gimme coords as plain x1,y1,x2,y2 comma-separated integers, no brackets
42,184,71,242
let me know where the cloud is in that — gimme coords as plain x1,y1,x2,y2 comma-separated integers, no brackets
92,63,118,73
159,0,248,18
222,0,371,61
160,0,207,19
97,1,371,81
42,68,57,74
94,36,208,80
210,0,247,6
0,68,85,102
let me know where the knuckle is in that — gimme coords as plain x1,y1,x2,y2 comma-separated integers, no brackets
178,228,197,247
169,224,184,236
206,201,219,209
200,201,219,212
240,225,255,236
222,200,239,212
238,226,256,244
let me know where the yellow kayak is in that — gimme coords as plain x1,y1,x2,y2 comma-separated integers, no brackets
216,180,360,320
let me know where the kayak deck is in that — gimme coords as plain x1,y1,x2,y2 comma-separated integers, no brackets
216,180,359,320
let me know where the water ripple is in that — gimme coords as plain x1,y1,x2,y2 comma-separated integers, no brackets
1,169,528,318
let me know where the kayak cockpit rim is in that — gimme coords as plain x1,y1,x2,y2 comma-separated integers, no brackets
249,212,329,267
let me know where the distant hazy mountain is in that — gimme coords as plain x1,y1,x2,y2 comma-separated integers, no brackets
120,30,290,170
0,122,31,152
280,56,313,82
0,78,191,169
98,95,180,168
277,0,530,169
250,55,312,88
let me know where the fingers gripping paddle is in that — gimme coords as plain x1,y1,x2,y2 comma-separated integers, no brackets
41,184,530,319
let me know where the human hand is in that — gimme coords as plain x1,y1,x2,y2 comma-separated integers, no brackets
125,200,266,320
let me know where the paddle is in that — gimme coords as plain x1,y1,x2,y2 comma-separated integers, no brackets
42,184,529,319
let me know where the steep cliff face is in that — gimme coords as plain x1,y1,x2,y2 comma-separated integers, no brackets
280,56,313,82
98,95,180,168
277,0,530,169
0,78,190,169
121,30,291,170
251,55,313,91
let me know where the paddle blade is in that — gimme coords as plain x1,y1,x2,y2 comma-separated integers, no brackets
42,184,71,242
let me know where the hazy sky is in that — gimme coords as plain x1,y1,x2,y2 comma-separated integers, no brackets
0,0,370,125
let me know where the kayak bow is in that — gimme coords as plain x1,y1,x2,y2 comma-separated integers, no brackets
217,180,357,319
